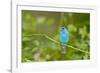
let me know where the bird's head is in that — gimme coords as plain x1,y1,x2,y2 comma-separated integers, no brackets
61,27,66,32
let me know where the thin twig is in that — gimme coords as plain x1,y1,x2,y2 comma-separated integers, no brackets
23,34,89,54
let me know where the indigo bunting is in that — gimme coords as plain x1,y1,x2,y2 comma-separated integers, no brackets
60,27,69,54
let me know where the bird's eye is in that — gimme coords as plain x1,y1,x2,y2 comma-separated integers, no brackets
62,28,64,29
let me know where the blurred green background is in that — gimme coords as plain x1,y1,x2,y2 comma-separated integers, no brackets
22,10,90,62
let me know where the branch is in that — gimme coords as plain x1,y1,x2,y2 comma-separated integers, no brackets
24,34,89,54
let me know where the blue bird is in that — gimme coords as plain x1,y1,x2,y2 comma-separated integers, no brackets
60,27,69,54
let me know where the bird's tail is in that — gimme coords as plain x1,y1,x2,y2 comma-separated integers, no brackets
61,44,67,54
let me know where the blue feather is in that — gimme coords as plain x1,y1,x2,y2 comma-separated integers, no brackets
60,27,69,45
60,27,69,54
